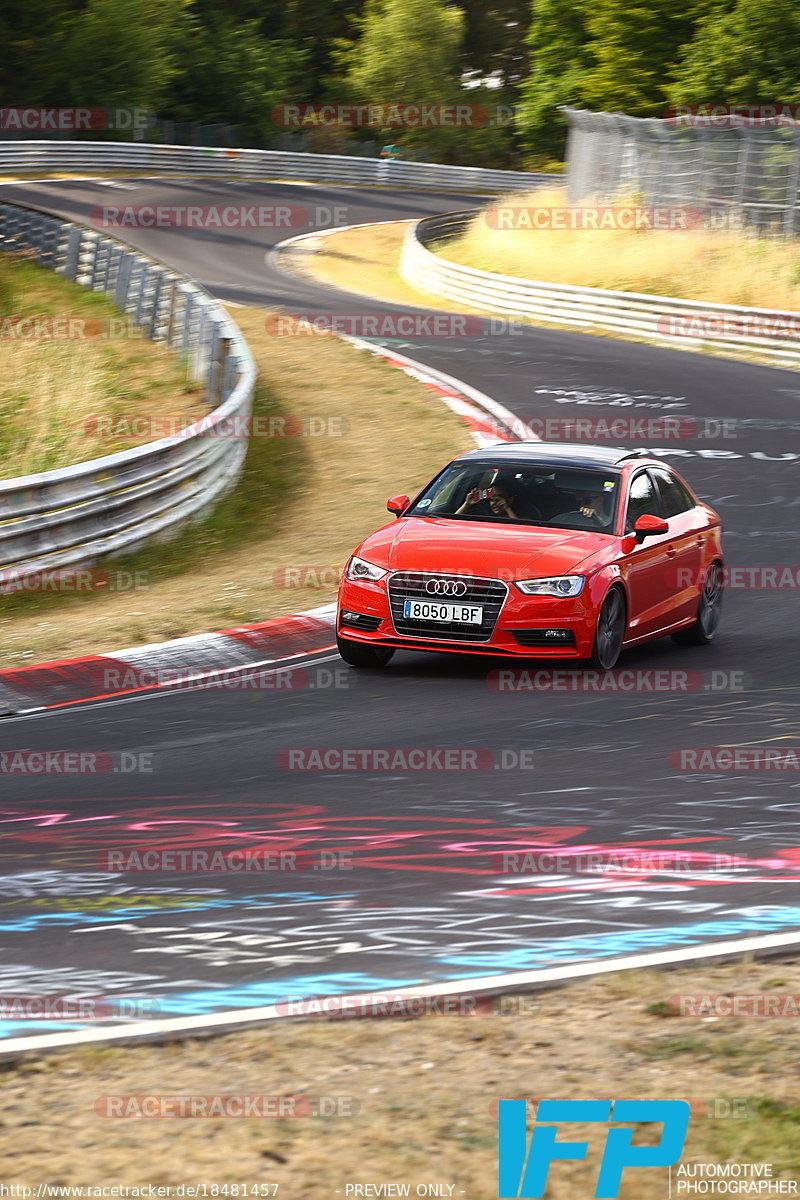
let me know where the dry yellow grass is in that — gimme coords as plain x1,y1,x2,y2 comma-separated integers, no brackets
444,187,800,310
0,257,206,475
1,957,799,1195
0,305,470,666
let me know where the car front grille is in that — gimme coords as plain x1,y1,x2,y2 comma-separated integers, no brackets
388,572,508,643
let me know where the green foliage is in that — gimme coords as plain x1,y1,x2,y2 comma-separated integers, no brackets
457,0,532,87
669,0,800,107
7,0,798,168
516,0,593,159
340,0,464,105
335,0,467,158
167,16,306,141
583,0,715,114
51,0,190,112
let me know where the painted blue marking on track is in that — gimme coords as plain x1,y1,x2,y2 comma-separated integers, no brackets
0,892,351,932
439,909,800,969
3,909,800,1038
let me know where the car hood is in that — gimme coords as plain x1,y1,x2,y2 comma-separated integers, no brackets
359,517,613,578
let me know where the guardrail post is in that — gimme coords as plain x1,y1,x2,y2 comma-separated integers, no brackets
206,323,221,402
147,271,164,340
134,263,150,325
114,250,133,308
63,226,81,280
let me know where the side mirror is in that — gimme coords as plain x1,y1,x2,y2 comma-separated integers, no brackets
387,494,410,518
633,513,669,542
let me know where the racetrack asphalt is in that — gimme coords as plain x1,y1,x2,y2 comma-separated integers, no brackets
1,177,798,1038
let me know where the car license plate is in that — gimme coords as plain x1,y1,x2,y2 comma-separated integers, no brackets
403,600,483,624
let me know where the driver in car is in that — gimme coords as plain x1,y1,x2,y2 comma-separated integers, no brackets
553,487,613,528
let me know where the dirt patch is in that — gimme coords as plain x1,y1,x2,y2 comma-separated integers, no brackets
1,956,799,1196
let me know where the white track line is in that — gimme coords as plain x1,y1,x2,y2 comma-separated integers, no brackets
2,929,800,1059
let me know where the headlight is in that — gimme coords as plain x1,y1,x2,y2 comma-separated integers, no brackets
345,555,389,582
514,575,585,597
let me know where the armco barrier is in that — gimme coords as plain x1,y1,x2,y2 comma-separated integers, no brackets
399,210,800,367
0,139,556,194
0,202,256,581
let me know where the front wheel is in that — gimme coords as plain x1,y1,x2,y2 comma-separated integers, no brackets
587,586,626,670
336,634,395,669
672,562,724,645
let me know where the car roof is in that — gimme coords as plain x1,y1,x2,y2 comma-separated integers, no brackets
455,441,657,471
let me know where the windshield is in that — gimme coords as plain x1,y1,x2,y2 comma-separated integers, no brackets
408,462,621,532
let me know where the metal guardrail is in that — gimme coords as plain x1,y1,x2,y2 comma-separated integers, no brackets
0,202,256,581
0,140,557,194
399,211,800,366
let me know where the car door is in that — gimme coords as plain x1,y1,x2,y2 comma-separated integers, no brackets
620,469,673,637
650,467,706,622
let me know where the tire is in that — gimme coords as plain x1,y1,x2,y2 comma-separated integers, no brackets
672,561,724,645
336,634,395,669
587,586,626,670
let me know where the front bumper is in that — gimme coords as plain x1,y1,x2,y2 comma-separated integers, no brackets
337,575,598,659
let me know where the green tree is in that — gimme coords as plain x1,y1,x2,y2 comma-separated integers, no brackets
670,0,800,107
516,0,592,162
336,0,465,157
583,0,715,114
457,0,532,87
167,16,306,141
0,0,82,101
52,0,190,112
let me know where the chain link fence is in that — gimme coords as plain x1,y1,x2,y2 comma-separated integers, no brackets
562,107,800,237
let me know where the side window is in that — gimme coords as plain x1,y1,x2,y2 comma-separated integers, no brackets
625,471,658,531
652,469,695,518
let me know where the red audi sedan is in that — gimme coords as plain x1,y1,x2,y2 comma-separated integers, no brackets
336,443,724,670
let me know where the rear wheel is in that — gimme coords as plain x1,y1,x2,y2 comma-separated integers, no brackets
672,561,724,645
588,587,626,670
336,634,395,669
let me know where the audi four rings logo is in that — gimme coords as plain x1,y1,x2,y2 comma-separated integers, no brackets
425,579,468,596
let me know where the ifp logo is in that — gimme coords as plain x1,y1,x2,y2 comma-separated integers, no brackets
498,1099,690,1197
